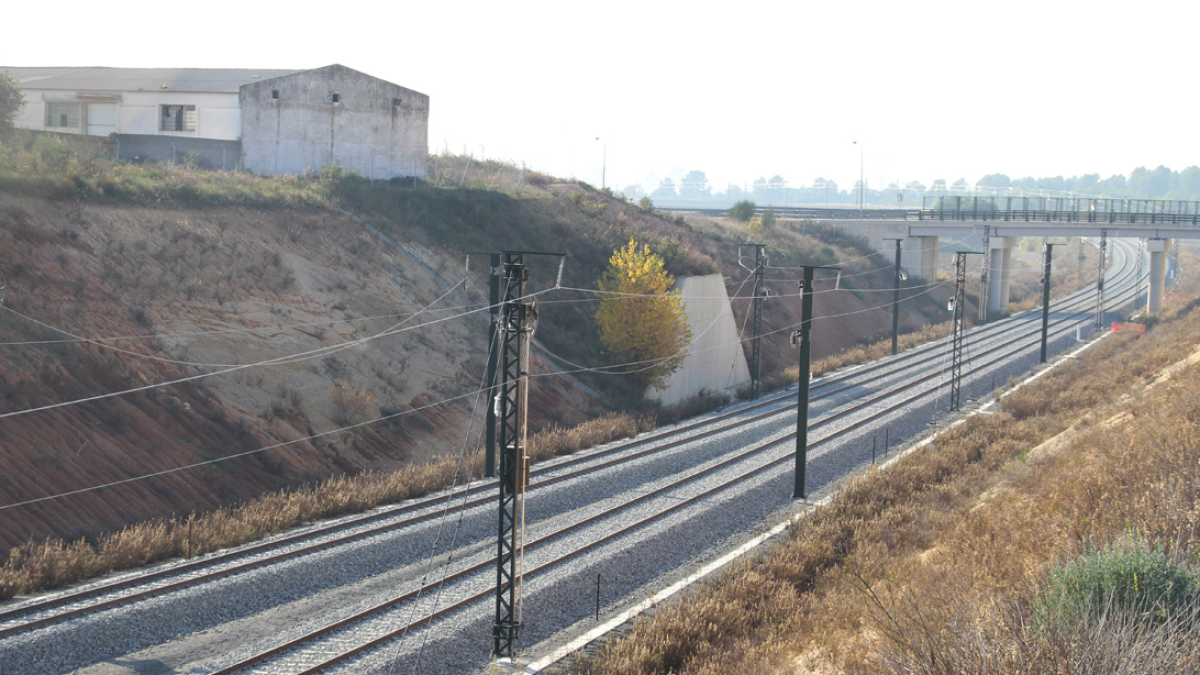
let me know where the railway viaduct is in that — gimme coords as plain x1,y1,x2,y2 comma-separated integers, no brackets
665,199,1200,318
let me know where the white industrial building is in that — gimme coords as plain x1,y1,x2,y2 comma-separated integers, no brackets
2,64,428,180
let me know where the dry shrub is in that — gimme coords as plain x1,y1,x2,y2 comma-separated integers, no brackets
330,378,376,427
856,573,1200,675
577,568,796,675
526,412,649,460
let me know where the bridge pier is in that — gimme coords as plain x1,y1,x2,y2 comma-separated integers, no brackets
986,236,1017,318
1147,238,1172,313
902,235,939,281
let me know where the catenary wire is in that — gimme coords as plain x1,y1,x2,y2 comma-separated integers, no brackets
0,280,548,421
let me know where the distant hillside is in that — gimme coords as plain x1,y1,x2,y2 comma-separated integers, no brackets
0,145,949,553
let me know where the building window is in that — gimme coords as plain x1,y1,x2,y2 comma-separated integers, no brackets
47,102,81,129
271,90,279,100
331,93,340,103
161,105,197,132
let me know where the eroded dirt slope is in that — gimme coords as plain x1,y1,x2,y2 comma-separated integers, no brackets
0,194,554,550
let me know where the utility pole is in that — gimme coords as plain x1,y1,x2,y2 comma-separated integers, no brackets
1077,237,1084,291
949,251,983,411
739,244,768,400
1040,243,1055,363
491,250,564,660
1094,229,1107,332
883,238,903,355
1135,239,1145,308
792,264,840,500
484,253,501,478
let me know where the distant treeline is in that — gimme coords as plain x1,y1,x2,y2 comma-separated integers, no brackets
626,166,1200,207
976,166,1200,202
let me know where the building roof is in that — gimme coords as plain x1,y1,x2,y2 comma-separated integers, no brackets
0,67,300,93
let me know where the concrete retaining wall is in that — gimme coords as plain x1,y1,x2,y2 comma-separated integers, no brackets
647,274,751,406
114,134,241,170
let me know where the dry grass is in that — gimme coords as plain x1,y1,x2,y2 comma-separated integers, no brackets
572,298,1200,675
0,459,461,598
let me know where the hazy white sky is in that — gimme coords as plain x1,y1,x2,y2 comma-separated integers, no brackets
6,0,1198,193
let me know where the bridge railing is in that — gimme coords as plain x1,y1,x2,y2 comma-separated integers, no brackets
921,195,1200,219
916,208,1200,225
658,204,1200,226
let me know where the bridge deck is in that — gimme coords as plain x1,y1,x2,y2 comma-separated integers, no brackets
661,205,1200,227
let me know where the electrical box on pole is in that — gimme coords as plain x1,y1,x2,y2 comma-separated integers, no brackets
792,264,840,500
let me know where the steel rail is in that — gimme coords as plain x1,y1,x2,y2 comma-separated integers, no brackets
206,242,1144,673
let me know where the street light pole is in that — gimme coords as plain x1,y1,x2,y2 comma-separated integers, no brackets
594,137,606,190
853,141,864,217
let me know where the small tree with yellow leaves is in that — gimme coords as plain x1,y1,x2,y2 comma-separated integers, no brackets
595,238,693,390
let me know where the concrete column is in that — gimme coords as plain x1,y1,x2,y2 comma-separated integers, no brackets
915,235,939,281
998,240,1014,309
1147,238,1171,313
898,236,921,280
987,236,1017,317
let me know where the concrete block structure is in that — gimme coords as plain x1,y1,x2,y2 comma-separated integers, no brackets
647,274,751,406
2,64,427,179
1147,238,1172,313
986,236,1017,317
240,65,428,180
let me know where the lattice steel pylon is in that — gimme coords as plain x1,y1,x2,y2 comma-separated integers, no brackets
1094,229,1108,331
950,251,982,411
493,253,532,659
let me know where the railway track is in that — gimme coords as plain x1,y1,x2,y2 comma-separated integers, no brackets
0,240,1144,674
201,240,1144,674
